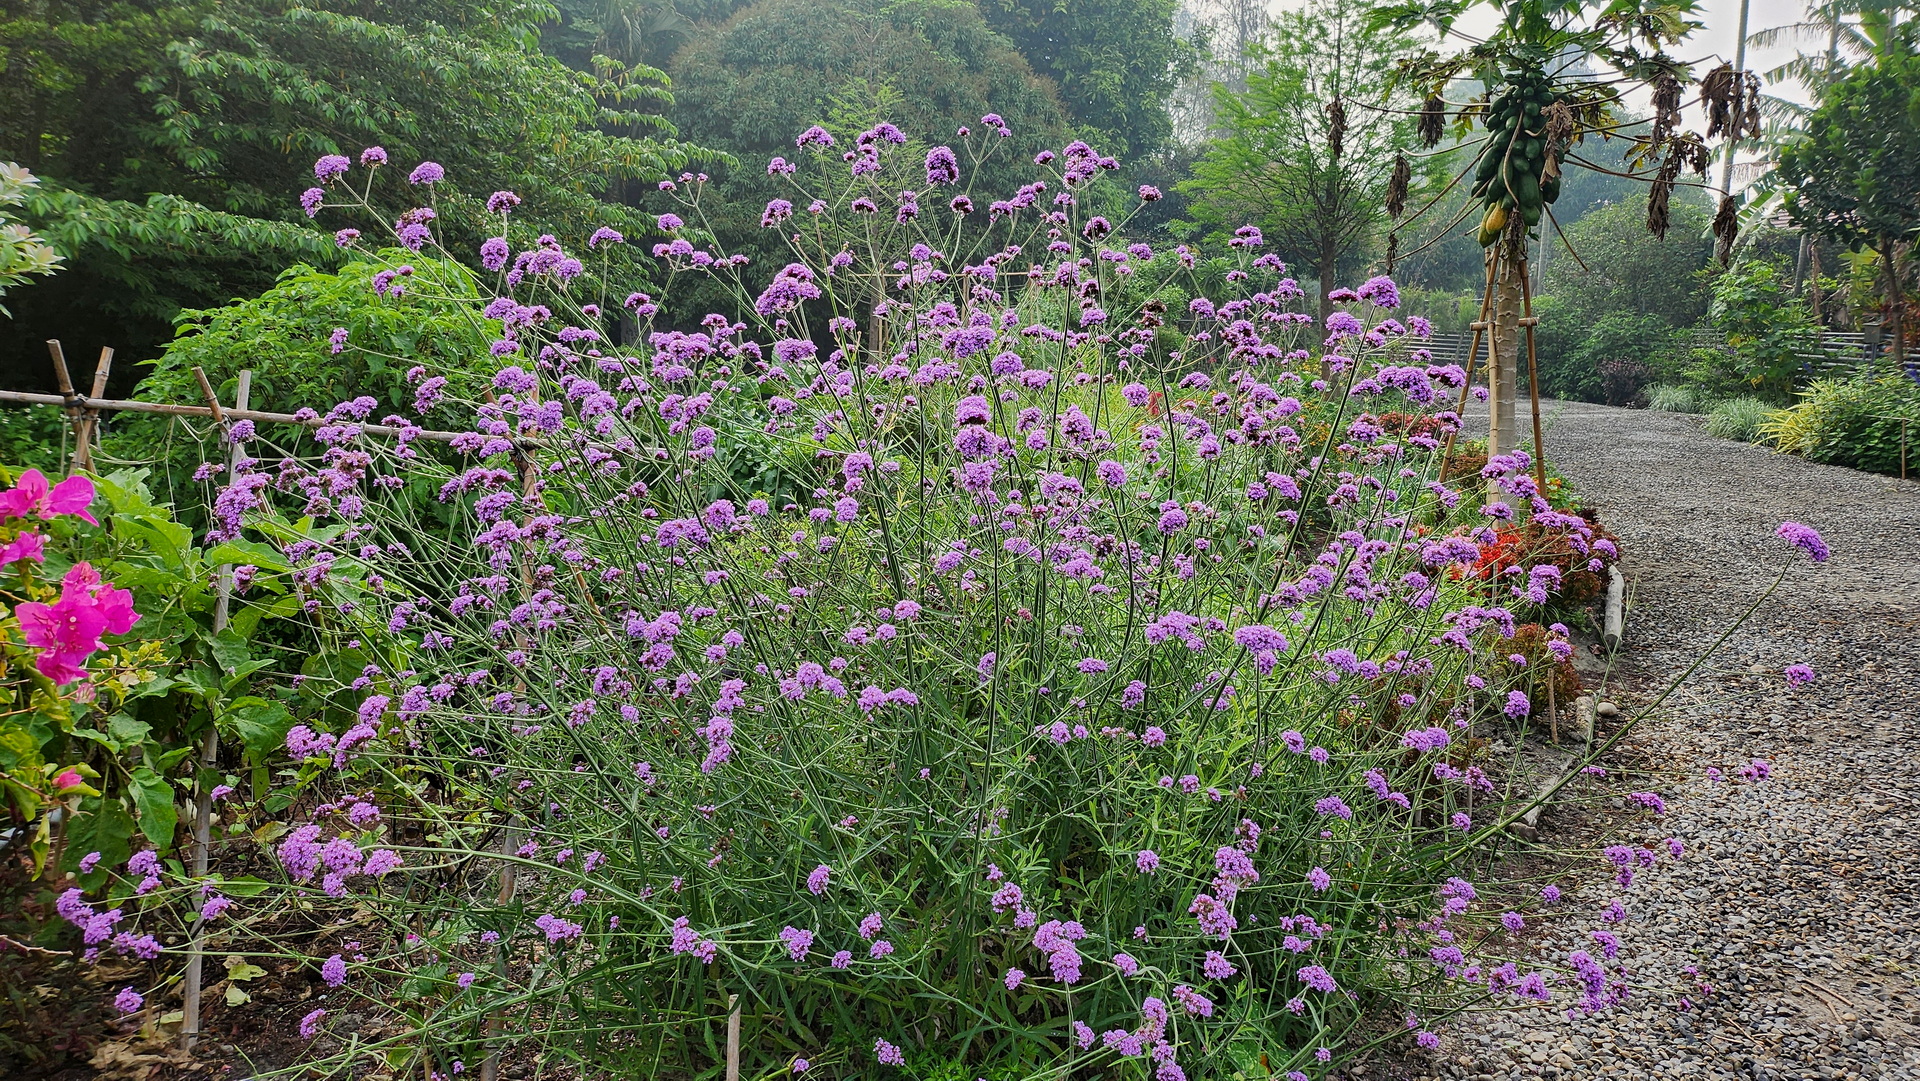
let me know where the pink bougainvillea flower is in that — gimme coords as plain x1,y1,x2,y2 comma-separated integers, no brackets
54,769,84,791
16,596,107,672
14,561,138,684
59,562,137,633
0,531,46,567
0,469,98,525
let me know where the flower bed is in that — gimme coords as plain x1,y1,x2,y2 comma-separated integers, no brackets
31,124,1665,1080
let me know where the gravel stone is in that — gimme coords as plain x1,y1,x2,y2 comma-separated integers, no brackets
1390,402,1920,1081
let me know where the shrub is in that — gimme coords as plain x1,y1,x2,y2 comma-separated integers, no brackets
1762,371,1920,475
1,467,314,874
1645,384,1701,413
1538,309,1672,404
1704,397,1774,442
1705,258,1818,403
52,128,1651,1081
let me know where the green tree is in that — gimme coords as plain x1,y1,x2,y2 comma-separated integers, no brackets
1532,198,1713,401
978,0,1196,157
1373,0,1710,458
1776,39,1920,363
1180,0,1429,320
1,0,696,392
1705,255,1820,399
664,0,1069,318
1545,199,1714,327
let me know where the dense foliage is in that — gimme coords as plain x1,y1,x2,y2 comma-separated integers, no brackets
1761,369,1920,474
0,0,695,385
1777,29,1920,362
662,0,1071,317
978,0,1198,157
0,164,61,312
1533,200,1713,403
1180,0,1431,318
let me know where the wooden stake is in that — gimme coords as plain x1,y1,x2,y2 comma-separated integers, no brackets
1438,252,1501,482
726,994,741,1081
479,820,520,1081
47,340,82,466
71,347,114,472
1546,670,1559,746
180,370,247,1051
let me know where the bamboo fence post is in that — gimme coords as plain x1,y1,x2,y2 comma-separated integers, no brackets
71,348,115,472
1546,670,1559,746
46,340,82,467
479,820,520,1081
480,446,543,1081
181,368,247,1051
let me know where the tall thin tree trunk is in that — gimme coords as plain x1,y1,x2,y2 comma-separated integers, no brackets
1488,230,1521,456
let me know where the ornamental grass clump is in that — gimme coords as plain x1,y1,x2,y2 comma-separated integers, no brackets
63,124,1643,1079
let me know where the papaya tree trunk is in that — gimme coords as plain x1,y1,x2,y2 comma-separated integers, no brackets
1488,227,1522,457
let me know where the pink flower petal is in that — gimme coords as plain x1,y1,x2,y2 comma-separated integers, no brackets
46,475,97,524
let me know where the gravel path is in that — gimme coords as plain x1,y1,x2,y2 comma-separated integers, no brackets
1415,402,1920,1081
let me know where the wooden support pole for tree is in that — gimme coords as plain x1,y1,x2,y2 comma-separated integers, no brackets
479,820,520,1081
181,369,248,1052
1488,231,1523,459
46,341,82,465
1437,252,1501,482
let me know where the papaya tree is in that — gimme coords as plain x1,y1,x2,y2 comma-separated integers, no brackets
1371,0,1741,458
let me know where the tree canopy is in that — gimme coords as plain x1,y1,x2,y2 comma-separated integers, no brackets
978,0,1197,157
0,0,696,390
1777,33,1920,359
1179,0,1428,313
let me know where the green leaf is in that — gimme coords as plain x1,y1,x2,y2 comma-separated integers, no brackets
62,796,136,875
231,591,302,639
224,984,250,1006
224,955,268,981
217,876,273,898
221,659,276,694
222,697,295,763
108,713,153,747
115,515,199,575
207,628,252,672
399,962,450,1001
0,722,44,774
128,766,179,852
175,664,223,702
127,674,176,699
155,744,198,771
204,539,291,573
95,470,161,517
